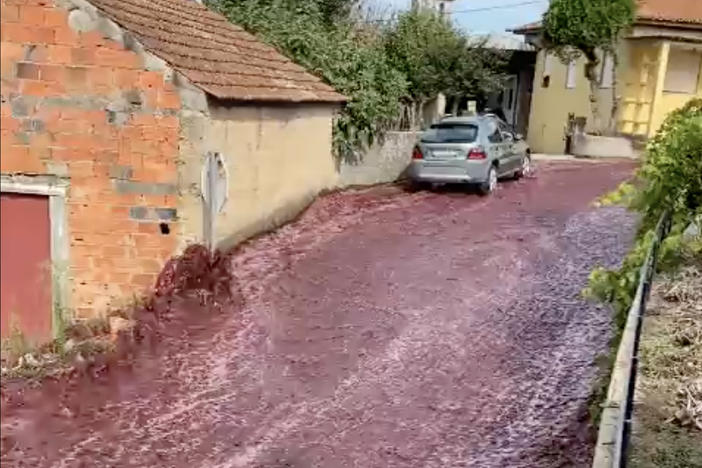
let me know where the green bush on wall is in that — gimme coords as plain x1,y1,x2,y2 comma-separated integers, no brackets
209,0,506,162
587,98,702,326
585,98,702,425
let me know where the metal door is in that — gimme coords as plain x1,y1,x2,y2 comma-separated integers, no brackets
501,75,518,127
1,193,53,343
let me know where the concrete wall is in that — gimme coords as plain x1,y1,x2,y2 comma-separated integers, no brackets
338,131,419,187
649,43,702,135
0,0,182,320
177,95,339,249
656,91,700,130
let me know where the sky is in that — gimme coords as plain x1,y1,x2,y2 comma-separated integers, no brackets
365,0,548,34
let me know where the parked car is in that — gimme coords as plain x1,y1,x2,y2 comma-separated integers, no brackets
409,115,531,195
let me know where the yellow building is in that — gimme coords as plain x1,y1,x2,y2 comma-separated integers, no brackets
514,0,702,155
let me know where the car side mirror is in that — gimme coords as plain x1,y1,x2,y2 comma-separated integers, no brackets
502,132,514,142
514,133,524,141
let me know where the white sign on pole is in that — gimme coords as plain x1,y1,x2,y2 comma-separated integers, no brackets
201,152,229,250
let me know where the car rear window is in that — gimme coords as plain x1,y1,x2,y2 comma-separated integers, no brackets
421,124,478,143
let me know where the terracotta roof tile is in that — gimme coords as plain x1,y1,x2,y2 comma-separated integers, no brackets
637,0,702,25
88,0,347,103
510,21,541,34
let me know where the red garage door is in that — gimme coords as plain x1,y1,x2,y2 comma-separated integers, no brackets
1,193,53,343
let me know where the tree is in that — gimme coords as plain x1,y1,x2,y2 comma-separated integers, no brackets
384,10,505,127
212,0,407,162
543,0,635,134
384,11,457,102
314,0,359,25
439,38,506,114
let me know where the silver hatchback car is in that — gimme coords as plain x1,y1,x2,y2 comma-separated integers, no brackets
409,115,531,195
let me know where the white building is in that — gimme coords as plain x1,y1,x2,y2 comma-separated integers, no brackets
411,0,454,17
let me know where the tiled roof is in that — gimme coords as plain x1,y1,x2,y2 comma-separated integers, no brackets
511,0,702,34
476,33,536,51
89,0,347,103
509,21,541,34
637,0,702,25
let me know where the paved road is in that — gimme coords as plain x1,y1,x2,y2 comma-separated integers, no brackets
1,161,636,468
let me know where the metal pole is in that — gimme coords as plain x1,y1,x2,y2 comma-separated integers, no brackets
202,153,218,251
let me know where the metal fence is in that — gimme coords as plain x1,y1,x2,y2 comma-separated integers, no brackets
592,211,672,468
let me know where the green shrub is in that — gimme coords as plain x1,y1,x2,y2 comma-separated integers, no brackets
210,0,408,162
209,1,506,159
383,9,505,113
589,99,702,311
586,100,702,425
633,100,702,233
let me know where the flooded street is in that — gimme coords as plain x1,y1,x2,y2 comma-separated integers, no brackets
1,161,636,467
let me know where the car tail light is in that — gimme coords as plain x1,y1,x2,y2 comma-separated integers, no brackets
412,146,423,160
467,147,487,160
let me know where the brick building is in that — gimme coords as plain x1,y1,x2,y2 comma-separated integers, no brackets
0,0,345,342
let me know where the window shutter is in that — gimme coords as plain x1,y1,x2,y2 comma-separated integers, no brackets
600,53,614,89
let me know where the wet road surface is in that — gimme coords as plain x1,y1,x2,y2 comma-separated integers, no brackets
1,161,636,467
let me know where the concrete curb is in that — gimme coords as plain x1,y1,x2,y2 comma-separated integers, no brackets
532,154,636,163
591,212,671,468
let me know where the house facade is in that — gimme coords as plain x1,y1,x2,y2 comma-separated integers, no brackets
0,0,344,342
514,0,702,155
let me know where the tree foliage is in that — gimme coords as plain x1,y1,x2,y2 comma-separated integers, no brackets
585,100,702,426
211,0,407,161
632,99,702,232
210,1,507,158
543,0,635,132
588,99,702,314
543,0,635,56
384,10,506,107
314,0,360,26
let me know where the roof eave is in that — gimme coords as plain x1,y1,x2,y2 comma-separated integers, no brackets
205,92,348,106
636,18,702,30
510,17,702,36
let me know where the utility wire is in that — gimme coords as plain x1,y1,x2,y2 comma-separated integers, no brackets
449,0,546,15
366,0,547,23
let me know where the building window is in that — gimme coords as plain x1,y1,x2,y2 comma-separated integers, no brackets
566,59,577,89
542,53,552,88
664,47,702,94
600,53,614,88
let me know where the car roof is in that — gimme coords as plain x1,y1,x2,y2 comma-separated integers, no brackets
436,116,483,125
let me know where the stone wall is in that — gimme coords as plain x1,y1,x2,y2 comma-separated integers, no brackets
0,0,181,318
338,131,420,187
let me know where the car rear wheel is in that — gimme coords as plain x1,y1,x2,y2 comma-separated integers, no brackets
479,166,497,195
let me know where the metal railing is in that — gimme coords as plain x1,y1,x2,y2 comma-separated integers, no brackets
592,211,672,468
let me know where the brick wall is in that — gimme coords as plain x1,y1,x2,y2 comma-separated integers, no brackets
1,0,182,318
